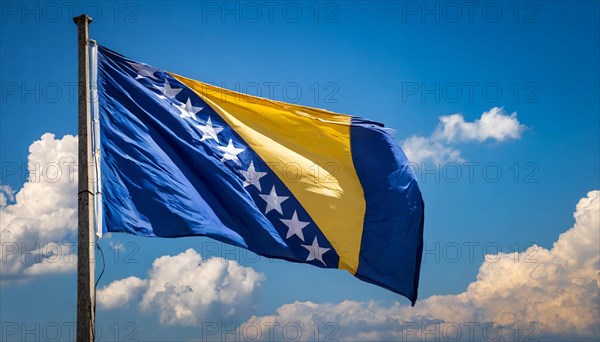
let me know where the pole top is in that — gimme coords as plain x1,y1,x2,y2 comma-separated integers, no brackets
73,14,92,25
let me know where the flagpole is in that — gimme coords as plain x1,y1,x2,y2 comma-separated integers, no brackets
73,14,95,342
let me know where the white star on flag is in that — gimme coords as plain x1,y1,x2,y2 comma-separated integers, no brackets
195,117,223,142
153,80,182,99
259,186,289,215
129,62,159,80
218,139,245,165
302,237,330,266
280,210,309,241
177,98,203,120
240,161,267,191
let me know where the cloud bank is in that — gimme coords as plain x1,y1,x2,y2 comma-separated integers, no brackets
3,133,597,341
0,185,15,207
0,133,78,284
402,107,526,163
97,248,264,326
240,190,599,341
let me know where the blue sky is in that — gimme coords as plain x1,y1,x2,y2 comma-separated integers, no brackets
1,1,599,341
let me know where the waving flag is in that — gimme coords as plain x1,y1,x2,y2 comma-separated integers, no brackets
97,45,424,304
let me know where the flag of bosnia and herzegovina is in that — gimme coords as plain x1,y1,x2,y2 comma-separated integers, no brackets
97,45,424,304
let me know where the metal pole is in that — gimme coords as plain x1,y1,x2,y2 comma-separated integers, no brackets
73,14,95,342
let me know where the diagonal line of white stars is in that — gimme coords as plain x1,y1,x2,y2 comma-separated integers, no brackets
130,62,331,265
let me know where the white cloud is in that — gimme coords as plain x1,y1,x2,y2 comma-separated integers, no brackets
0,133,78,284
240,191,600,341
433,107,525,143
97,276,147,310
97,248,265,326
402,107,525,163
108,240,126,252
0,185,15,207
401,136,464,164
